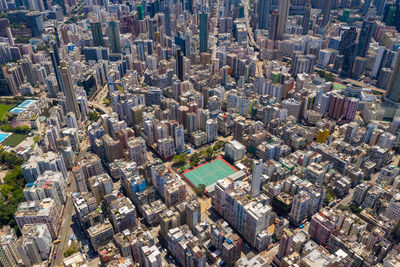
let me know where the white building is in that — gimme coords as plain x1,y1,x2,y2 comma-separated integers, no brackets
141,245,162,267
157,137,176,159
127,137,148,165
250,160,262,197
21,224,52,261
174,124,185,152
289,191,310,225
385,194,400,221
225,140,246,162
206,119,218,143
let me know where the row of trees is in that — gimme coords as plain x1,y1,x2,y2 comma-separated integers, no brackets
172,140,228,168
0,125,30,134
0,151,25,235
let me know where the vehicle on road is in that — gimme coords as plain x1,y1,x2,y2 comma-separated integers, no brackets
53,239,61,245
299,224,305,229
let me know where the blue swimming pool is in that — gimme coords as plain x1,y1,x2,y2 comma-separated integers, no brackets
9,99,38,114
18,99,37,108
0,133,10,142
9,107,26,114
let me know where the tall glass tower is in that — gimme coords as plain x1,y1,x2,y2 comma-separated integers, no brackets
91,21,104,47
385,53,400,104
199,13,208,53
108,20,122,53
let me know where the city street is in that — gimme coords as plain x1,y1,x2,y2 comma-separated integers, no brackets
51,135,89,266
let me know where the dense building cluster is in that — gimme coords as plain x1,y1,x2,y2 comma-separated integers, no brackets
1,0,400,266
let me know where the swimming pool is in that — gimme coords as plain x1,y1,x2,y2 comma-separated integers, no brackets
9,107,26,114
8,99,38,114
0,133,11,142
18,99,37,108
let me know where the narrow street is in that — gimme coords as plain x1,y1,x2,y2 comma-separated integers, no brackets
51,135,89,266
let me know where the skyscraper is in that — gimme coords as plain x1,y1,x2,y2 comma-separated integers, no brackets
339,26,357,55
269,9,279,41
321,0,332,26
357,19,376,57
257,0,270,29
277,228,294,258
362,0,372,14
339,26,358,77
199,13,208,53
395,0,400,32
289,191,310,225
50,41,64,97
176,49,184,81
91,21,104,47
385,52,400,104
108,20,122,53
276,0,289,40
250,160,262,197
164,6,171,37
137,5,144,20
302,3,311,35
185,0,193,13
60,61,81,121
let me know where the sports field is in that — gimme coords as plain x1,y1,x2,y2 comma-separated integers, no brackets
0,104,14,119
2,134,27,147
183,157,238,187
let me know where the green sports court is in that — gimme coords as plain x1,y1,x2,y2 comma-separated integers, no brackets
182,157,238,188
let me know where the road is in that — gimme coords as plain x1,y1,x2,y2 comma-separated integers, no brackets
51,182,76,266
89,101,110,115
88,79,112,115
51,135,89,266
210,0,220,60
242,0,257,48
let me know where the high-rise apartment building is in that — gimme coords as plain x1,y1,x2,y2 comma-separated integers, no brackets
276,0,289,40
91,21,104,47
60,61,81,121
0,226,20,267
289,191,310,225
257,0,270,29
357,19,376,58
199,13,208,53
127,137,148,165
385,52,400,104
277,228,294,258
250,160,262,197
15,199,61,239
108,20,122,53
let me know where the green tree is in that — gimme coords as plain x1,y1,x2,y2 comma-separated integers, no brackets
324,72,335,82
33,135,41,144
172,153,187,166
324,186,336,204
15,37,30,44
63,246,78,257
14,126,30,134
194,184,206,196
88,111,100,121
215,140,227,150
103,98,111,105
205,147,214,161
190,152,201,166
